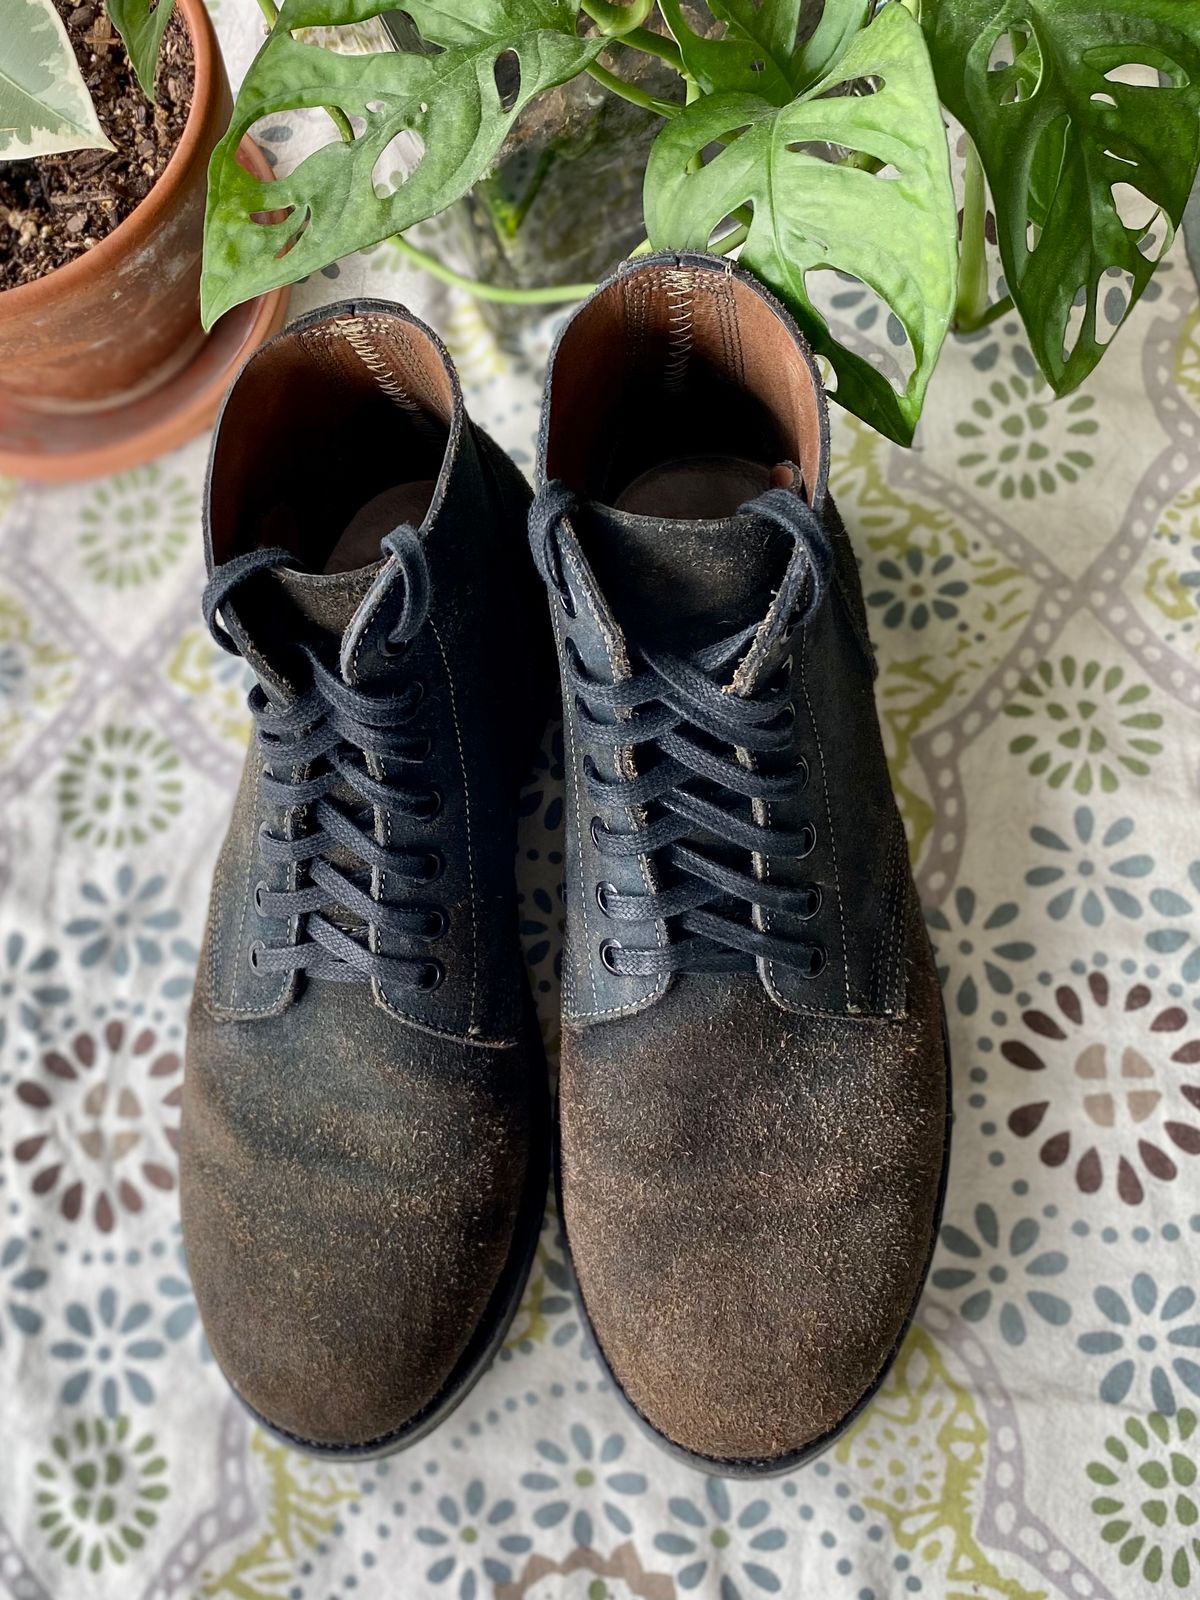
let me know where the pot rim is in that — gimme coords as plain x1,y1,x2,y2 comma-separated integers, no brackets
0,0,220,310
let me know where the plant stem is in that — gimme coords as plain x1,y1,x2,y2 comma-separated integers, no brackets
392,236,595,304
579,0,655,36
953,134,991,332
585,61,680,116
619,25,685,72
956,293,1015,335
254,0,354,143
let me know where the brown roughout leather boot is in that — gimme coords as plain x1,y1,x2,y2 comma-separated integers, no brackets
182,300,550,1457
528,253,951,1475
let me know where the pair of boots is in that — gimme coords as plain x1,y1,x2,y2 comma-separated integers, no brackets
182,252,950,1477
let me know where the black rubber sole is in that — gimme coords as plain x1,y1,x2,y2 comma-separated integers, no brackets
555,1002,955,1478
219,1039,552,1463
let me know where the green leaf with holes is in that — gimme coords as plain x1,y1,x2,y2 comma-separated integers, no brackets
922,0,1200,393
200,0,600,328
658,0,870,103
0,0,112,159
107,0,176,102
644,2,957,445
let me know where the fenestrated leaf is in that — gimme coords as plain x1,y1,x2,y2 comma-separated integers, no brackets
0,0,112,159
923,0,1200,393
659,0,870,102
644,2,957,444
658,0,799,103
200,0,600,327
398,0,583,49
791,0,873,86
108,0,177,104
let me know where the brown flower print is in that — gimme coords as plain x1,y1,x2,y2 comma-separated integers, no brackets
13,1019,181,1231
1001,971,1200,1205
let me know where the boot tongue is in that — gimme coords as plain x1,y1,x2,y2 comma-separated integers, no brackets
272,562,382,646
575,501,791,656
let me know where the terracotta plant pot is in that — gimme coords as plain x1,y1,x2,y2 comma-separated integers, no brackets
0,0,289,481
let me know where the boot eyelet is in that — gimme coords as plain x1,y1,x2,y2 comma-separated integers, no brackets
799,822,817,858
419,850,445,882
558,585,576,619
415,788,443,820
565,637,586,678
589,815,605,850
802,883,823,920
797,755,811,789
248,941,265,973
596,881,617,916
805,944,828,979
252,882,268,915
422,908,448,940
410,735,433,760
416,959,445,991
599,939,622,974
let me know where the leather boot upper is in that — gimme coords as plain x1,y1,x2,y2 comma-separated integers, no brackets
532,255,949,1468
183,301,548,1450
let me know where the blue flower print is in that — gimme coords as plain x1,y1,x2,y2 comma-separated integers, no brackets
1025,806,1153,925
925,889,1035,1014
1146,863,1200,987
932,1203,1071,1346
654,1477,787,1596
50,1289,166,1417
0,1236,48,1344
1078,1273,1200,1414
521,1424,647,1546
65,865,182,975
414,1477,532,1598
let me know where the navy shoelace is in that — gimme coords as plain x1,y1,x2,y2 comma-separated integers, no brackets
530,481,834,978
202,527,448,990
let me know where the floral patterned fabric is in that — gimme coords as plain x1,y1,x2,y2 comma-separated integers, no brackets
3,11,1200,1599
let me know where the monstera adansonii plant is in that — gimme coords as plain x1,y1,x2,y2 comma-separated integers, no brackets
200,0,1200,446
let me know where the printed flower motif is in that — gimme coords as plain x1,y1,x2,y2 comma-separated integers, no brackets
34,1416,168,1572
1145,477,1200,654
50,1289,167,1416
0,930,69,1054
155,1237,211,1361
1087,1409,1199,1589
415,1477,532,1597
932,1202,1070,1345
653,1477,787,1596
865,547,969,632
521,1425,647,1546
1078,1274,1200,1414
0,641,23,696
925,889,1035,1015
1004,657,1164,794
76,465,193,588
13,1019,182,1230
56,724,184,849
164,628,254,747
955,343,1099,500
0,1236,48,1344
1001,970,1200,1205
0,588,77,762
1025,805,1153,925
65,865,182,974
1147,864,1200,986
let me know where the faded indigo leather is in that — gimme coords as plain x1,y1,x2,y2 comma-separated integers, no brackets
183,300,550,1455
532,255,950,1472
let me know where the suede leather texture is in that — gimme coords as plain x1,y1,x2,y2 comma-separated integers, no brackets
540,254,950,1467
184,302,550,1450
559,893,946,1465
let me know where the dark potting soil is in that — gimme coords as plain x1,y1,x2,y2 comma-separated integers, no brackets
0,0,194,290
